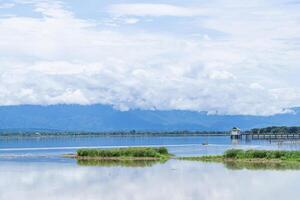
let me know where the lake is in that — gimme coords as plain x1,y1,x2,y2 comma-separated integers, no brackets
1,135,300,200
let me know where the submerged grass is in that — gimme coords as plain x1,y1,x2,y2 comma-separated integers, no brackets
179,155,223,162
76,147,170,160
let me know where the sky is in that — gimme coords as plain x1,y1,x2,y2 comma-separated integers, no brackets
0,0,300,116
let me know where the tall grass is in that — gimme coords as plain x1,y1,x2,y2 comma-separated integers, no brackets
77,147,169,158
224,149,300,161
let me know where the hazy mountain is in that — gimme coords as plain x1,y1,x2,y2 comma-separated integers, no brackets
0,105,299,132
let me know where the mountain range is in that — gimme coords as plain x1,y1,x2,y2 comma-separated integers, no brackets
0,105,299,132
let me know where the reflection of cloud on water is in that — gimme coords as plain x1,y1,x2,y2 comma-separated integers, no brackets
0,160,300,200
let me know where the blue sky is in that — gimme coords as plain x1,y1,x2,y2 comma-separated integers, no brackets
0,0,300,115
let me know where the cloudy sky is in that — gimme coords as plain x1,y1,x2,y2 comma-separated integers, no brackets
0,0,300,115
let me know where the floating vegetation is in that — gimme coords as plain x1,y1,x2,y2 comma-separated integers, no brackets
67,147,171,161
179,149,300,170
223,149,300,161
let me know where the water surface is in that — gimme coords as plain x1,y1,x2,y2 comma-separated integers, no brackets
1,135,300,160
1,159,300,200
1,136,300,200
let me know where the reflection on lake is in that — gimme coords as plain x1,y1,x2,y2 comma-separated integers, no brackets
77,158,300,170
2,136,300,199
223,160,300,170
77,159,166,167
1,160,300,200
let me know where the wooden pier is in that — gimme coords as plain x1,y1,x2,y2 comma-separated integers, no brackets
241,133,300,140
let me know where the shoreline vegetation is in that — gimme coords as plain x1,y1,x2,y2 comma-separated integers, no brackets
66,148,300,163
179,149,300,170
65,147,172,161
63,148,300,169
0,131,228,138
248,126,300,135
1,126,300,138
180,149,300,163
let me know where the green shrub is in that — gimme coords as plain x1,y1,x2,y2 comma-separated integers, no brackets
157,147,168,155
244,150,268,159
224,149,244,158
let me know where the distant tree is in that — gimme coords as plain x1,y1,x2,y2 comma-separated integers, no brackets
251,126,300,134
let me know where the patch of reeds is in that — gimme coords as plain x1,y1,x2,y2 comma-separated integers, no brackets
179,149,300,164
224,149,300,161
77,147,170,159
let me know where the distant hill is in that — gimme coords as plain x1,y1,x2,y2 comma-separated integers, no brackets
0,105,299,132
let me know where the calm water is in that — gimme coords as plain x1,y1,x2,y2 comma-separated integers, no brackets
1,135,300,159
1,136,300,200
1,159,300,200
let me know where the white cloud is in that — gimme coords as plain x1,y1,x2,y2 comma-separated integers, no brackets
0,0,300,115
0,3,15,9
108,3,204,17
123,18,140,24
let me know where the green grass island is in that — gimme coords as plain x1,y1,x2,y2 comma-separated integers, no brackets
180,149,300,164
65,147,300,169
65,147,172,161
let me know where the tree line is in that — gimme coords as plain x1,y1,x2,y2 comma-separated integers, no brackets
0,130,228,137
249,126,300,134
